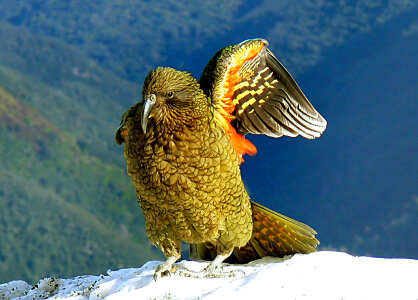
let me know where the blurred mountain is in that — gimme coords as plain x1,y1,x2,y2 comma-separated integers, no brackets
0,1,242,81
0,0,416,283
0,22,137,164
0,0,414,81
0,24,161,284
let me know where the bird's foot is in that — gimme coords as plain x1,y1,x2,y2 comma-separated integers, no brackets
178,251,244,278
177,264,245,278
153,256,179,280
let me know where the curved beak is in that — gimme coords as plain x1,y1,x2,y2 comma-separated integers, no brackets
141,94,156,133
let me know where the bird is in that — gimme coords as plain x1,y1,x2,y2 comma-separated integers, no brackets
115,38,327,279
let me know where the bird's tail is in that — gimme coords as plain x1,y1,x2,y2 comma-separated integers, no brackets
190,201,319,263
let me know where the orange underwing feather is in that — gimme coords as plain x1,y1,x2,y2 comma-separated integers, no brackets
218,116,257,163
218,42,264,162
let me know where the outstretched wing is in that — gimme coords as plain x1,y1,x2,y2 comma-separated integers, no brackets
200,39,327,142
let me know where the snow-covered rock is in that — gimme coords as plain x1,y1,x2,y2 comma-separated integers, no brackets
1,251,417,300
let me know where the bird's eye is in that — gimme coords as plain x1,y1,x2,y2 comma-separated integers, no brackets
167,91,174,98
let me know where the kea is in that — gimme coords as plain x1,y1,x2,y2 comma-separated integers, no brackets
115,39,327,279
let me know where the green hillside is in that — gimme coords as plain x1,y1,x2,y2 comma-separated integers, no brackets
0,44,161,283
0,22,138,164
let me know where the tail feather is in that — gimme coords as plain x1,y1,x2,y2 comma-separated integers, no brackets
190,201,319,263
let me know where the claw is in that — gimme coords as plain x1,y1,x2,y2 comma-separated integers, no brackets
153,256,179,280
153,264,171,281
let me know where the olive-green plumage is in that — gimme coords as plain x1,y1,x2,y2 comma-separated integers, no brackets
121,67,253,262
116,39,326,279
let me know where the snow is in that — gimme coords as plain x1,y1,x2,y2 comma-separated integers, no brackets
1,251,417,300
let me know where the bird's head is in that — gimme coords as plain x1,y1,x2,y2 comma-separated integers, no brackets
141,67,208,133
